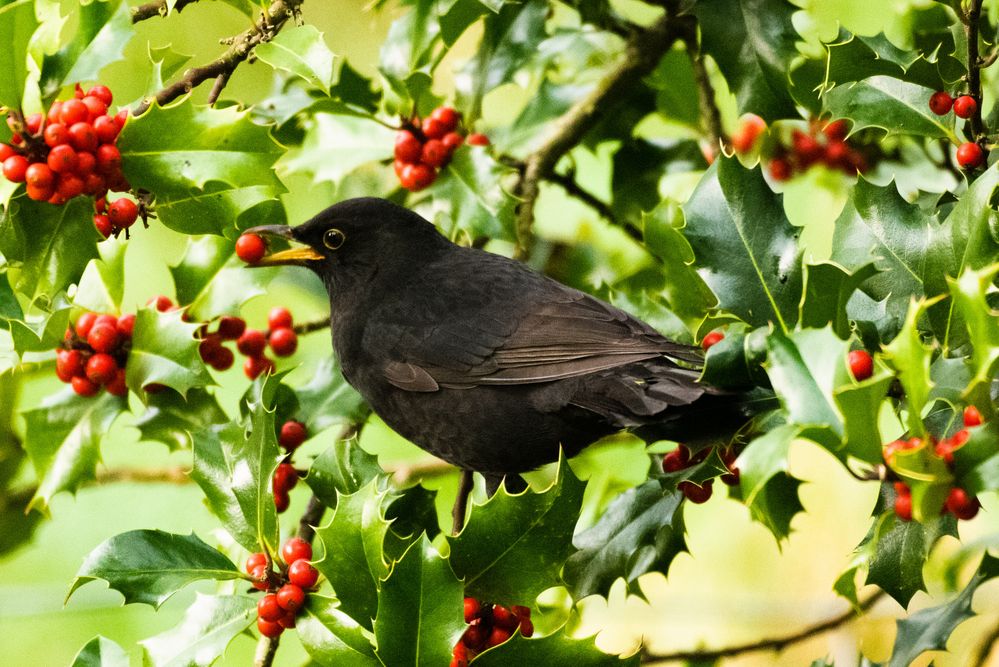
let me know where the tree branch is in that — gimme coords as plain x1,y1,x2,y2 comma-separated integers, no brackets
681,26,725,158
253,632,280,667
641,591,886,663
131,0,200,22
292,318,330,336
962,0,986,140
512,12,691,259
133,0,305,115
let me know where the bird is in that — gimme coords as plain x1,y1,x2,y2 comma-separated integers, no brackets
244,197,764,499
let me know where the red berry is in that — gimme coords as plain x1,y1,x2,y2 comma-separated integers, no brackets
268,327,298,357
953,95,977,119
279,420,308,450
466,133,490,146
768,156,792,181
115,109,129,128
87,322,119,353
956,142,985,169
287,559,319,588
430,106,461,132
235,233,267,263
148,295,172,312
267,307,293,330
24,113,43,134
43,123,69,147
108,198,138,229
422,117,447,140
463,597,480,623
93,115,119,144
462,623,488,650
116,313,135,337
95,144,121,174
26,182,54,201
730,114,766,153
2,155,28,182
76,151,96,176
249,563,270,591
281,537,313,565
237,329,267,356
486,627,511,648
492,604,518,631
217,316,246,340
273,489,290,513
701,331,724,350
199,334,224,363
56,349,85,382
679,480,713,503
273,462,298,492
662,449,688,473
721,469,740,486
75,312,97,338
394,130,422,163
894,493,912,521
47,101,63,124
823,119,849,142
276,583,306,611
277,608,297,629
81,95,107,120
453,642,469,661
68,122,98,152
106,368,127,396
946,487,980,520
245,552,267,574
400,163,435,191
847,349,873,381
71,375,100,397
964,405,983,427
87,85,113,106
824,140,849,169
929,91,953,115
257,594,284,622
209,346,235,371
244,355,274,379
442,132,464,152
56,173,86,199
26,163,55,190
0,143,15,162
47,144,77,173
59,99,89,126
85,352,118,385
420,139,448,168
257,617,283,638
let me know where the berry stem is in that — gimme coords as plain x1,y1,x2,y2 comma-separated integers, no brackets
962,0,987,141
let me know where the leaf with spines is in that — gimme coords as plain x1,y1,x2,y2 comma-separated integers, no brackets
882,299,939,437
66,530,242,608
799,262,880,338
305,437,382,509
373,535,465,667
952,421,999,495
471,625,641,665
125,307,213,399
255,24,339,91
153,181,287,238
431,148,518,242
279,114,395,188
946,265,999,404
6,304,71,357
378,0,440,102
448,455,585,603
822,30,951,93
70,636,129,667
298,595,379,666
133,387,229,451
823,76,955,139
294,355,370,434
0,0,39,108
834,372,895,464
73,239,126,315
22,389,125,513
140,593,257,667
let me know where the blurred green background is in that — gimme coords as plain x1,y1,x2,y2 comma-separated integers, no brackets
3,0,999,665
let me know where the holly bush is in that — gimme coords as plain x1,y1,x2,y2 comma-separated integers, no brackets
2,0,999,665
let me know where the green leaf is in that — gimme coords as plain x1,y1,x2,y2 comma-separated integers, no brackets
738,424,797,506
0,196,102,302
73,239,126,315
952,420,999,495
563,480,686,600
373,534,465,667
682,157,803,331
448,456,586,603
140,593,257,667
692,0,799,120
882,299,938,436
142,44,192,97
190,378,282,553
255,25,338,91
154,181,287,238
439,0,493,48
39,0,134,99
471,625,640,666
67,530,241,608
947,265,999,402
298,595,379,666
279,114,395,188
744,472,804,541
133,386,229,451
293,355,370,434
70,636,129,667
169,236,277,320
823,76,954,139
431,148,518,242
799,262,881,338
6,304,71,356
378,0,440,101
22,389,125,512
0,0,39,108
126,307,213,398
834,373,895,464
822,30,950,93
313,480,393,629
865,512,955,607
305,437,382,509
0,272,23,321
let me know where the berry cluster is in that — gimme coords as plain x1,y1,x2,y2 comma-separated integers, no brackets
195,307,299,380
272,419,308,513
58,310,134,397
730,115,870,180
928,92,986,169
0,84,138,236
886,406,985,522
246,537,320,638
453,598,533,666
662,444,740,503
393,106,490,192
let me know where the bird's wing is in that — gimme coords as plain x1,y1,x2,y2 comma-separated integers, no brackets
380,282,703,391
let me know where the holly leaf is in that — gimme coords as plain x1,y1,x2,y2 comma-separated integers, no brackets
431,148,518,242
125,307,213,399
38,0,134,99
865,511,956,607
169,236,277,320
22,389,125,512
447,456,585,603
799,262,881,338
279,114,395,188
563,480,686,600
0,0,39,108
834,373,895,464
0,196,102,302
67,530,242,608
682,157,803,331
305,437,382,509
255,25,338,92
378,0,440,102
471,625,640,666
133,386,229,451
70,636,129,667
882,298,939,436
947,265,999,403
373,535,465,667
298,595,379,666
823,30,949,93
73,238,126,315
293,355,370,434
140,593,256,667
154,181,287,238
6,304,71,356
692,0,799,120
823,76,953,139
953,421,999,494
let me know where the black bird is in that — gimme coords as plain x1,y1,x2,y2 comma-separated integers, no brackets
245,198,754,496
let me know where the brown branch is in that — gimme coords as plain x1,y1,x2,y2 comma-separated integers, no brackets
292,318,330,336
962,0,986,140
207,72,233,106
452,470,474,535
131,0,201,22
133,0,305,115
253,632,280,667
641,591,886,663
512,13,691,259
682,27,725,158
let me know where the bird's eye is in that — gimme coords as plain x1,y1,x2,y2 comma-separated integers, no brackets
323,228,346,250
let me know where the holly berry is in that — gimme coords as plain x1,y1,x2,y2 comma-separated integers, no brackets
463,597,480,623
420,139,449,168
244,355,274,379
679,479,713,503
701,331,724,350
276,584,305,612
929,91,953,115
946,487,980,520
257,594,284,622
75,312,98,338
768,156,792,181
273,490,290,513
108,198,138,229
847,349,873,381
116,314,135,337
47,145,78,173
730,114,766,153
60,99,88,126
395,130,422,163
466,133,490,146
273,462,298,492
823,119,849,142
662,446,690,473
279,420,308,450
217,316,246,340
430,106,461,132
85,353,118,385
281,537,312,565
2,155,28,182
953,95,977,119
245,552,267,575
399,163,435,191
894,490,912,521
237,329,267,356
235,233,267,263
963,405,983,427
268,327,298,357
267,307,293,330
287,559,319,588
72,375,100,397
56,349,85,382
956,142,985,169
150,295,174,312
257,618,283,638
87,322,119,353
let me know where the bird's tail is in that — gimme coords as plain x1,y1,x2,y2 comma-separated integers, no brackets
632,386,779,448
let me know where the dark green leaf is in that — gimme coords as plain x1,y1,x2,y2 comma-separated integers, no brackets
448,456,586,603
170,236,278,320
947,266,999,401
70,636,129,667
682,158,803,331
471,626,640,665
140,593,257,667
133,387,229,451
384,484,440,558
432,148,518,242
378,0,440,101
294,355,370,434
743,472,804,541
374,535,465,667
834,373,895,464
67,530,241,608
952,421,999,495
866,512,955,607
799,261,880,338
882,299,937,437
616,140,707,221
823,31,949,92
6,304,71,356
305,437,382,509
0,0,38,108
439,0,494,47
255,25,338,91
823,76,954,139
154,181,287,238
0,272,22,321
280,114,395,188
298,595,379,666
126,307,213,399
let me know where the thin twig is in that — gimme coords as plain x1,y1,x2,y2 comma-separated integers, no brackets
253,632,280,667
207,71,233,106
292,318,330,335
544,171,644,243
131,0,200,22
134,0,305,115
512,13,690,259
452,470,474,535
682,26,725,158
296,494,325,543
962,0,986,140
641,591,886,663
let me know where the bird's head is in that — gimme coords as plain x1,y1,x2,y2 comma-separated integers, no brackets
243,197,449,291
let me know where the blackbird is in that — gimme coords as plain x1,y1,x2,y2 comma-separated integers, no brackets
246,198,760,494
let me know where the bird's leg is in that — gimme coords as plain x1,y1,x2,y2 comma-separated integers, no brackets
451,469,474,535
483,473,528,496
